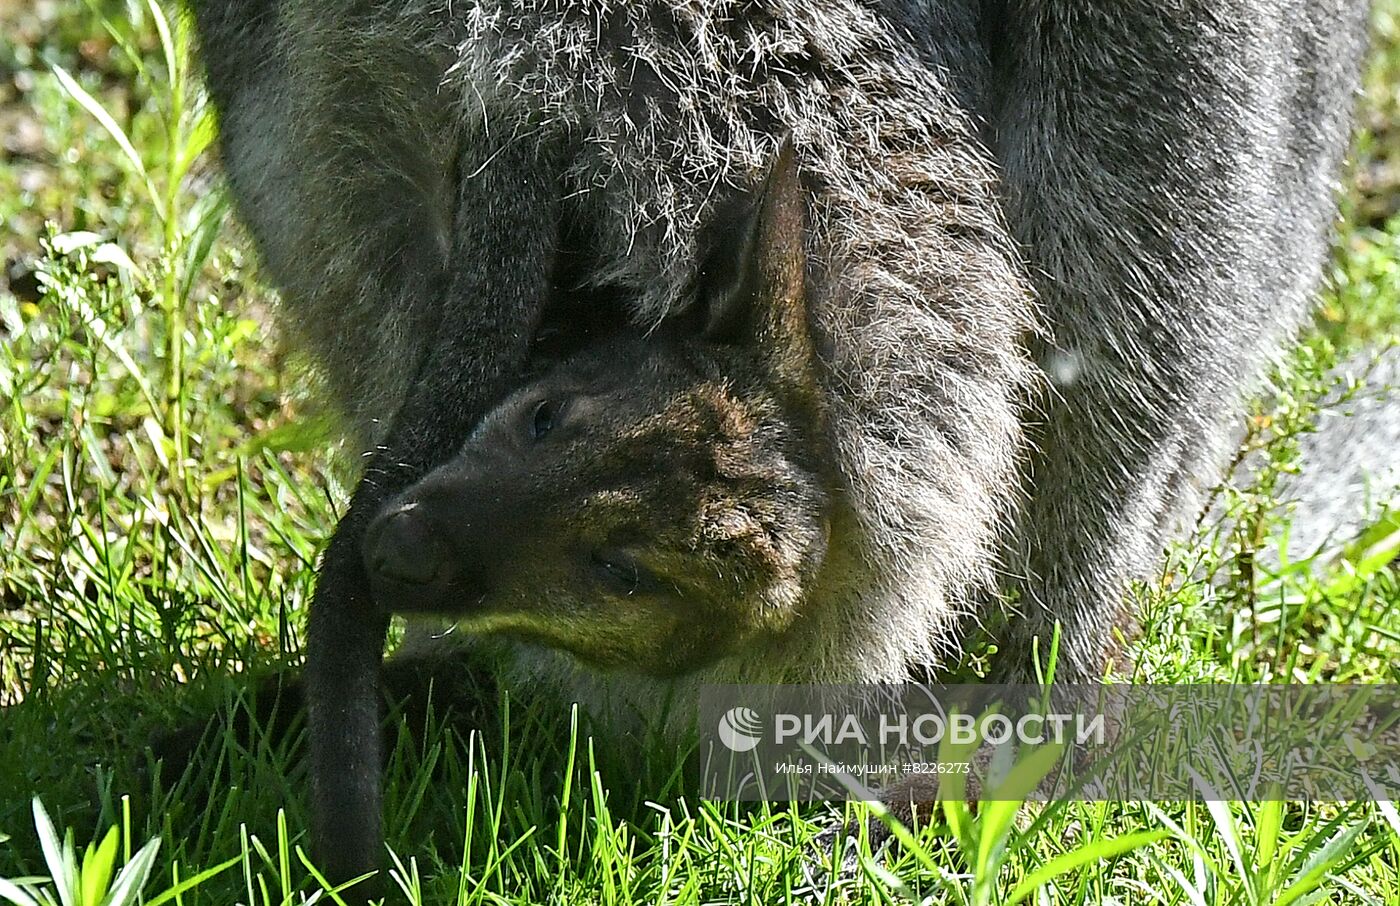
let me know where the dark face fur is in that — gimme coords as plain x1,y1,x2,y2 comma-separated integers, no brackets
362,143,832,676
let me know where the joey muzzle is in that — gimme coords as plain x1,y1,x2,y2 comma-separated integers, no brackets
363,501,481,612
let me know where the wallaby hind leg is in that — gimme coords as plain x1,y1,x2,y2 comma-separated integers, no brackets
986,0,1368,682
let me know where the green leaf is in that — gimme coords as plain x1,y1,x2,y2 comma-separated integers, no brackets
1005,830,1169,905
141,856,240,906
31,800,76,906
974,796,1019,880
178,191,229,305
1189,770,1250,891
0,878,42,906
49,66,164,222
984,743,1065,806
48,232,105,255
96,837,160,906
174,108,218,189
79,828,118,906
1272,822,1365,906
1362,773,1400,837
89,243,142,277
1253,798,1284,895
144,0,178,96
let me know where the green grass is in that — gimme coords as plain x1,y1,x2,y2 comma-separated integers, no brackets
2,1,1399,903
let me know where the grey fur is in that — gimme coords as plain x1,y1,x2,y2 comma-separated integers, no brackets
1248,345,1400,567
191,0,1368,806
989,2,1371,679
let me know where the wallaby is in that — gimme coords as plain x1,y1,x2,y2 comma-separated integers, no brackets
185,0,1370,895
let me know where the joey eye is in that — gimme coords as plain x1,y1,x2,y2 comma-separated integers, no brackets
590,550,645,594
529,400,557,441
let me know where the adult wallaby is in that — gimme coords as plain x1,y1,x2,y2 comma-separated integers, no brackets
186,0,1369,895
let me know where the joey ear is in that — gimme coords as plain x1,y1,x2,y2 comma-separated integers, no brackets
692,137,814,380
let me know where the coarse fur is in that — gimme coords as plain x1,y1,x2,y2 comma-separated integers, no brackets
185,0,1370,892
988,2,1370,682
200,0,1038,684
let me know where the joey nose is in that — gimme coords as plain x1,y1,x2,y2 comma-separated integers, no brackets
365,508,443,587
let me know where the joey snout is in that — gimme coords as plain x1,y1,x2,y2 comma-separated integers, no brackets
362,498,489,613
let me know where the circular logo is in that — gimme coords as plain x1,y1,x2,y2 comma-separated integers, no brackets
718,706,763,752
